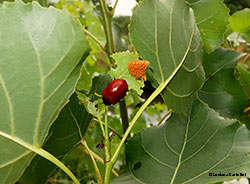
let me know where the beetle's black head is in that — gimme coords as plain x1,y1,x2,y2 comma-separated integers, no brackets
102,96,111,105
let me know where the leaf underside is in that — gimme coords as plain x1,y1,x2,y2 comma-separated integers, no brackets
0,1,89,183
113,99,250,184
187,0,229,53
199,48,247,119
129,0,205,114
19,93,92,184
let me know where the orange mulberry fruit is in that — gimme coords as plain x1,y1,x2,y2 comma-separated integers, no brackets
128,60,150,81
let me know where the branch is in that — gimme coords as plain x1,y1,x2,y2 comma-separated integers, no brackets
157,109,173,126
99,0,115,65
111,0,120,17
83,27,106,51
81,146,119,176
81,140,103,184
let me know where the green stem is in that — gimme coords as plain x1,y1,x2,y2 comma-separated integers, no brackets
81,140,103,184
81,145,119,176
0,131,80,184
93,118,123,139
102,84,169,179
119,100,130,137
104,107,111,184
111,77,174,166
109,14,194,167
83,27,106,51
157,109,173,126
99,0,115,64
242,54,250,64
97,116,105,136
98,0,130,183
111,0,120,16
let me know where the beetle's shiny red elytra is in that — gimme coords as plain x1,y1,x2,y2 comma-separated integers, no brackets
102,79,128,105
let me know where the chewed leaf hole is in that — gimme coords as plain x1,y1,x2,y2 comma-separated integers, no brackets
132,161,142,171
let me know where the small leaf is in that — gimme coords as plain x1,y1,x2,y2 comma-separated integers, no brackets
77,92,105,117
111,52,145,95
229,8,250,34
0,1,89,182
199,48,247,119
122,99,250,184
238,64,250,97
187,0,229,53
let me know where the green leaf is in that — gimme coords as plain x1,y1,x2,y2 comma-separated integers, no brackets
0,1,89,183
121,99,250,184
229,8,250,34
238,64,250,97
130,0,205,114
19,93,92,184
111,52,145,95
0,0,47,7
187,0,229,53
19,74,112,183
111,173,138,184
77,74,112,117
199,48,247,119
77,92,105,117
88,73,112,100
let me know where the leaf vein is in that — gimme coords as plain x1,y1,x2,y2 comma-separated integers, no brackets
0,73,15,135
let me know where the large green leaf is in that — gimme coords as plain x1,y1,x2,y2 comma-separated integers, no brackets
238,64,250,98
187,0,229,53
19,74,110,184
116,99,250,184
0,0,89,183
130,0,205,114
18,93,92,184
199,48,247,119
229,8,250,34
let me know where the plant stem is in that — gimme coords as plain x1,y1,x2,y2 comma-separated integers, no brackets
104,107,112,184
97,116,105,136
242,54,250,64
81,140,103,184
93,118,123,139
81,146,119,176
157,109,173,126
119,100,130,138
0,131,80,184
98,0,130,183
83,27,106,51
111,0,120,16
110,78,174,170
99,0,115,65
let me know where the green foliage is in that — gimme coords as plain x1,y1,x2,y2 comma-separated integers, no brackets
187,0,229,53
1,0,250,183
229,8,250,33
19,93,92,184
110,52,145,95
0,0,89,183
119,99,250,184
238,64,250,97
0,0,47,6
77,74,112,117
199,48,247,119
130,0,205,114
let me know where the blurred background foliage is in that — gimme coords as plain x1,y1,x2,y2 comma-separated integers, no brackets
0,0,247,183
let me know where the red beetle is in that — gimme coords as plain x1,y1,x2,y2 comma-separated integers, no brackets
102,79,128,105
